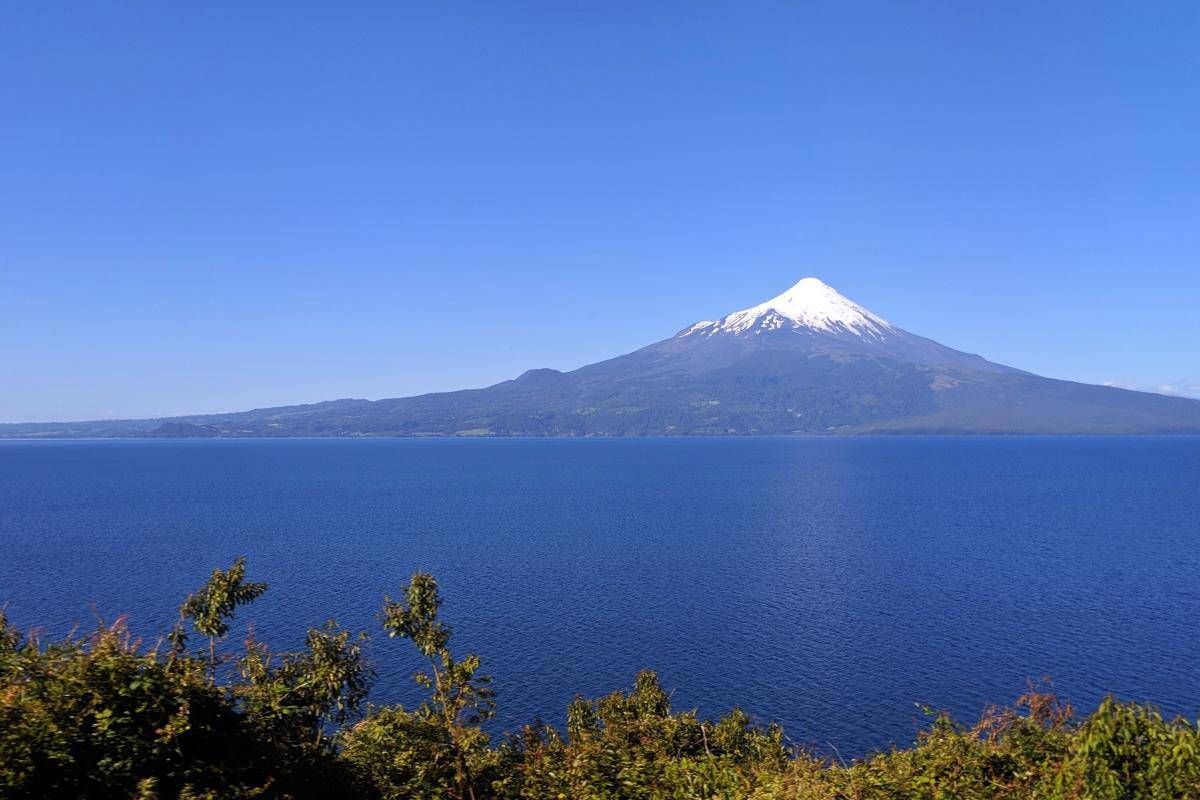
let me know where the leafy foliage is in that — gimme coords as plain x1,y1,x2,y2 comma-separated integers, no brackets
174,555,268,672
3,563,1199,799
346,572,497,799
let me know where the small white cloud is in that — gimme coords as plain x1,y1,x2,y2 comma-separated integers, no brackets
1158,381,1200,399
1103,380,1200,399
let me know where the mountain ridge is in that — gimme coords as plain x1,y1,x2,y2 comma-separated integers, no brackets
4,278,1199,437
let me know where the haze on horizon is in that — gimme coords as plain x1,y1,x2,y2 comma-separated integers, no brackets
3,2,1198,423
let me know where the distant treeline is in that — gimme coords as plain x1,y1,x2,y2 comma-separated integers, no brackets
2,559,1197,799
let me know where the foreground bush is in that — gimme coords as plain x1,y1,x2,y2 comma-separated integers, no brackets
2,560,1198,799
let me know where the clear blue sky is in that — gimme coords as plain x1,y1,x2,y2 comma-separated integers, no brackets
3,1,1198,422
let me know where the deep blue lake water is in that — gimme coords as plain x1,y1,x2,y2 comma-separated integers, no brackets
2,437,1198,757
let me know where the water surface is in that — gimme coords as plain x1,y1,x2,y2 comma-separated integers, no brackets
2,437,1197,756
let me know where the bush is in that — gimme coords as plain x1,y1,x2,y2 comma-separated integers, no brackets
2,561,1198,799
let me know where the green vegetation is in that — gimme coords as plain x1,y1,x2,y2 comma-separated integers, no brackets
2,560,1198,799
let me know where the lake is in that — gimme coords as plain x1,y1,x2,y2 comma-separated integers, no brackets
1,436,1197,757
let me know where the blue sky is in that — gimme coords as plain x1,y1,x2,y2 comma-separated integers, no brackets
3,2,1198,422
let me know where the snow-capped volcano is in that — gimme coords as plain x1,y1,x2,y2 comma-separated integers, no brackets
684,277,895,340
661,276,1016,375
9,275,1200,438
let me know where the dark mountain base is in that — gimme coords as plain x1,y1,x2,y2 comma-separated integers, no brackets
4,352,1198,438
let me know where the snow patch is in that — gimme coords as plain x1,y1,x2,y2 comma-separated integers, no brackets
686,277,895,340
681,321,717,335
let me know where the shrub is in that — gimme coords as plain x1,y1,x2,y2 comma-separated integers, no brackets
3,561,1198,799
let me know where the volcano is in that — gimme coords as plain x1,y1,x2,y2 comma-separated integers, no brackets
5,278,1200,437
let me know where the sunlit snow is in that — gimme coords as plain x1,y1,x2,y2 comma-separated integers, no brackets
683,277,894,340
